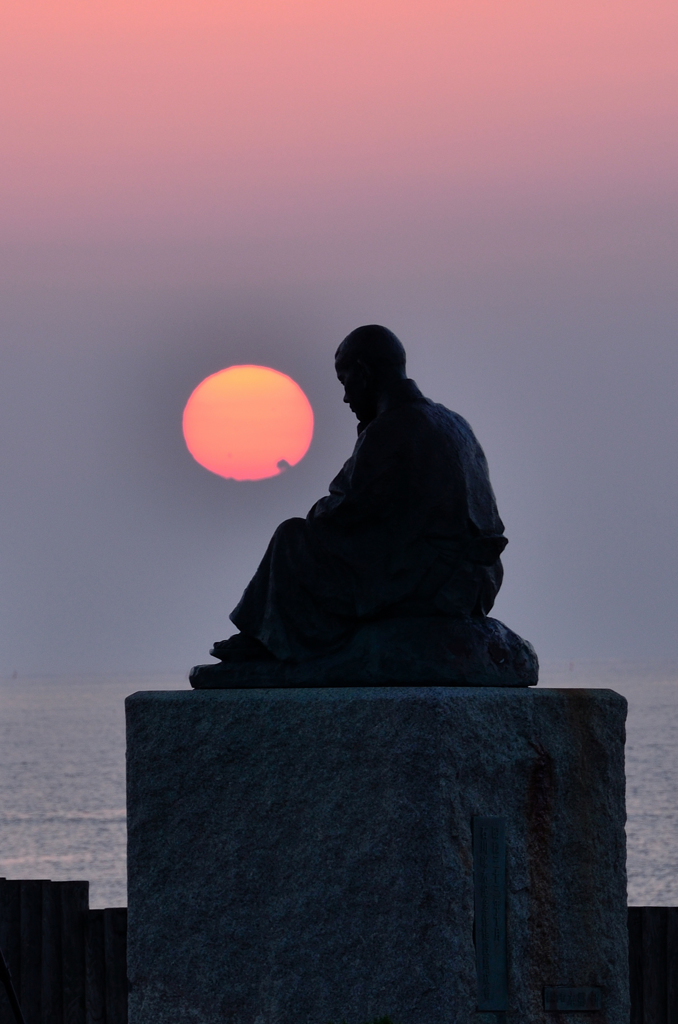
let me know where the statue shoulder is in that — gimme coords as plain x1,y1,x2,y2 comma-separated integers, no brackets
359,393,483,464
426,402,486,451
393,398,480,448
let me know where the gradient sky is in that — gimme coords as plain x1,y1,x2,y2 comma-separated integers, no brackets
0,0,676,674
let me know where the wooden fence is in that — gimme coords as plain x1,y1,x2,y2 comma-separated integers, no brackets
0,879,126,1024
1,880,676,1023
629,907,678,1024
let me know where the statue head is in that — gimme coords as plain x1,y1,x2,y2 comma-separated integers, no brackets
335,325,407,425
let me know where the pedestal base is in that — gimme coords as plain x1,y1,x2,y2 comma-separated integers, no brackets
126,687,628,1024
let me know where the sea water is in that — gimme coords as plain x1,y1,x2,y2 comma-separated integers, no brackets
1,665,677,908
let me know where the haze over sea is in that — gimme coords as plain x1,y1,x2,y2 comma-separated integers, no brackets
0,664,676,909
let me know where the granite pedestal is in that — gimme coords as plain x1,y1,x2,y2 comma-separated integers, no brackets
126,687,628,1024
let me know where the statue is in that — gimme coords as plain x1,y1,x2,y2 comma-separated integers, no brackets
191,325,537,687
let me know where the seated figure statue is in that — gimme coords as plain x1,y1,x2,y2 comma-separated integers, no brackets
191,325,538,688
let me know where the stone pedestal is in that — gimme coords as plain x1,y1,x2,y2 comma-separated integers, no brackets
126,687,628,1024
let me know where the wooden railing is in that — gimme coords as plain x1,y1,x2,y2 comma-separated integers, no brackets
0,879,126,1024
628,907,678,1024
1,878,676,1023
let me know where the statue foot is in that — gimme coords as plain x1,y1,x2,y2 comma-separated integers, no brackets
210,634,278,663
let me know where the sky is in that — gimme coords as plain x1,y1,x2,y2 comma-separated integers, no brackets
0,0,676,675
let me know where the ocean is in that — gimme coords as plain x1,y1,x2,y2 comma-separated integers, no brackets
1,664,676,908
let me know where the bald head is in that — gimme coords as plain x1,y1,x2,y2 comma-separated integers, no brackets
335,324,406,374
335,325,408,427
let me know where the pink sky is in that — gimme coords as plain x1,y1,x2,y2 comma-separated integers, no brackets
0,1,677,671
2,0,676,238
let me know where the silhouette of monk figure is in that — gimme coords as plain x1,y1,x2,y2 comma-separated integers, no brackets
211,325,511,665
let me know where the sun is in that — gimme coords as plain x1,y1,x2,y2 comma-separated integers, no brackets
182,365,314,482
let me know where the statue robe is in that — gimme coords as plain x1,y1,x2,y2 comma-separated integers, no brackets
231,378,508,661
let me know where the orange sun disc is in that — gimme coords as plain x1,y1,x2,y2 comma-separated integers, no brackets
182,365,314,481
